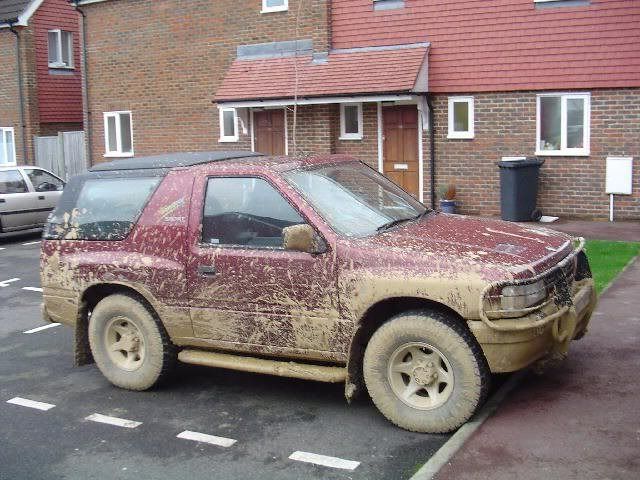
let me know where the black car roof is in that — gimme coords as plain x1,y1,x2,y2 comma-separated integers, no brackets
90,151,263,172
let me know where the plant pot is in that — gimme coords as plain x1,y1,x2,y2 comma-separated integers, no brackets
440,199,456,214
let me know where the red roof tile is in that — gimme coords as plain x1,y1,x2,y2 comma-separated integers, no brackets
215,45,428,102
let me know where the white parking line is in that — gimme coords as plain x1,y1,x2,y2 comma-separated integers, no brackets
7,397,56,411
22,287,43,292
176,430,237,447
22,241,41,246
0,278,20,288
289,451,360,470
23,323,60,334
85,413,142,428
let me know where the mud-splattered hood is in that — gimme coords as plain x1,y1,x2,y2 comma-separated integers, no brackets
357,213,574,279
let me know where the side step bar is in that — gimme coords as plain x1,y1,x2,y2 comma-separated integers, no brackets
178,349,347,383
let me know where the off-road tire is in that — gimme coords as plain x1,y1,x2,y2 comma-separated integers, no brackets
88,294,177,390
363,310,490,433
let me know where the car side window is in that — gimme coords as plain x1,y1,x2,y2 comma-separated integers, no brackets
23,169,64,192
0,170,28,194
202,177,304,248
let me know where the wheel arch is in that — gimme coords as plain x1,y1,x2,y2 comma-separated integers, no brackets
344,296,468,401
75,282,162,366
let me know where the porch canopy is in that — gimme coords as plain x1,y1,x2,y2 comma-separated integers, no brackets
215,43,429,108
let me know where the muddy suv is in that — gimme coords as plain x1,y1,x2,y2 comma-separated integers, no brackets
41,151,596,433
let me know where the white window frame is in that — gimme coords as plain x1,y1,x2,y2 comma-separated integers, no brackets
103,111,134,157
48,29,73,69
261,0,288,13
219,107,239,142
536,92,590,156
0,127,17,166
339,103,363,140
447,96,474,139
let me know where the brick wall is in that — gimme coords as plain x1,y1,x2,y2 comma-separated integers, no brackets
428,89,640,220
0,25,39,165
83,0,330,163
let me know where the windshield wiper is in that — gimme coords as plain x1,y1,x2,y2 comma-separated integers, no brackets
376,217,414,233
376,209,430,233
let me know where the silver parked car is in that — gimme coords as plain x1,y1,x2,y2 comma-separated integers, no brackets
0,166,65,236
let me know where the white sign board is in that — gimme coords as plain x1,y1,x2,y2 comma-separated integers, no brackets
606,157,633,195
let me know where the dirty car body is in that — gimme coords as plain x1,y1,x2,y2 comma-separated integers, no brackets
40,152,597,433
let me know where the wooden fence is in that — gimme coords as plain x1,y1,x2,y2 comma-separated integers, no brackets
34,131,86,180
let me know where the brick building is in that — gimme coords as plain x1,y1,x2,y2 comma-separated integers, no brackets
0,0,83,166
76,0,639,219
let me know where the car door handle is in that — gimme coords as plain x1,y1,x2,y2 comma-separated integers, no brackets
38,195,45,200
197,265,217,276
0,198,5,203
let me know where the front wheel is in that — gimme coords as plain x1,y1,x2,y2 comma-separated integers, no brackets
88,294,176,390
363,310,490,433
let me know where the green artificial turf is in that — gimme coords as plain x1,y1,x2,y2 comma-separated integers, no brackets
584,240,640,294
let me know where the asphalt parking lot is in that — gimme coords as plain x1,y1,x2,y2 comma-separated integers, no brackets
0,233,449,480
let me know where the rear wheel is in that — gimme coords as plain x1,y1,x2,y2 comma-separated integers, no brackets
363,310,490,433
88,294,176,390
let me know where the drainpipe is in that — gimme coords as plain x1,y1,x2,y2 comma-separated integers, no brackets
71,1,92,166
425,93,436,209
9,20,29,165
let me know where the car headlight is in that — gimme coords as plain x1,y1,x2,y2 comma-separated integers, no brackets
500,280,547,312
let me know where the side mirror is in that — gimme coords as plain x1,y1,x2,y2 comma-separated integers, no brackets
282,224,327,254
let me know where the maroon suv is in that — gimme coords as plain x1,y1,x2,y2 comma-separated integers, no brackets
40,151,597,433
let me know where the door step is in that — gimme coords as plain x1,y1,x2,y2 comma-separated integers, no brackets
178,349,347,383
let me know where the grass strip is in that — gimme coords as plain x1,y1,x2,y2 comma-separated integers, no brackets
584,240,640,294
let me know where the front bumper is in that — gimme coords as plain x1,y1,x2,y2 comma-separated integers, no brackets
471,241,597,373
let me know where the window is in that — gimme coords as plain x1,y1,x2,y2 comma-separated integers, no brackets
0,169,27,194
340,103,363,140
0,127,16,165
447,97,474,139
219,108,238,142
202,177,304,248
48,30,73,69
262,0,288,13
104,111,134,157
45,176,161,240
373,0,405,10
23,169,64,192
537,93,590,155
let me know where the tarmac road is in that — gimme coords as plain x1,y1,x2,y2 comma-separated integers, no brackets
0,232,449,480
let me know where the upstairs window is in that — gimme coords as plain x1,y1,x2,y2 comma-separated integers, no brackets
0,127,16,165
340,103,363,140
48,30,73,69
447,97,474,139
262,0,288,13
219,108,238,142
104,111,134,157
537,93,590,156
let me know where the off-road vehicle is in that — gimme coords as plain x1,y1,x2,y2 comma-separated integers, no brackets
41,151,596,433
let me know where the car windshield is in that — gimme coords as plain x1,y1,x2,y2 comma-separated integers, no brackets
284,161,428,237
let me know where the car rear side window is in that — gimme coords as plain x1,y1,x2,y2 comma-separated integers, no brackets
202,177,303,248
45,176,161,240
0,170,28,194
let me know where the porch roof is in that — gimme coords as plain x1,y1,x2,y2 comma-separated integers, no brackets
215,43,429,104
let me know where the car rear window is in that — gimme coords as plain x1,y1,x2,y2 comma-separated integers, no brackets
44,174,161,240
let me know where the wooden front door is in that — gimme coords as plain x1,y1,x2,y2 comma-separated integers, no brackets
254,109,285,155
383,106,419,197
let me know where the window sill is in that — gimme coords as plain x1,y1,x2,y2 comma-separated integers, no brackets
48,64,74,70
218,137,239,143
535,150,590,157
261,7,288,13
447,133,474,140
104,152,134,158
339,135,363,141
